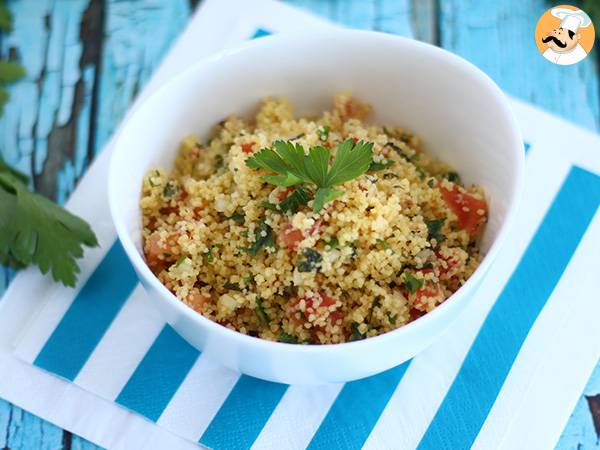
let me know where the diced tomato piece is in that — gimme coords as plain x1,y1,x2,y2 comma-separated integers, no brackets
435,251,460,277
277,186,294,201
280,220,322,251
412,283,445,312
241,142,255,154
280,224,304,251
187,292,211,312
409,307,425,322
438,184,487,236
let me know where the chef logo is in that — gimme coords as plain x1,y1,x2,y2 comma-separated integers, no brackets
535,5,595,65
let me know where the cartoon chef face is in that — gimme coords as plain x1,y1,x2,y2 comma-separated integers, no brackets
542,27,581,53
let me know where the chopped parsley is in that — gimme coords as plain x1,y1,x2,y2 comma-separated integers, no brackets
403,270,424,294
279,185,311,213
297,248,322,272
228,212,245,224
425,218,446,243
261,201,278,211
224,282,242,291
444,171,461,184
162,181,177,197
376,239,392,251
255,298,269,324
241,221,276,255
203,249,214,263
214,154,224,169
278,332,297,344
368,160,394,172
316,125,330,141
175,256,188,267
349,322,366,341
324,236,339,250
246,139,373,212
388,313,398,325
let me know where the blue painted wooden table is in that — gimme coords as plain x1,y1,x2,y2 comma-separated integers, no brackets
0,0,598,448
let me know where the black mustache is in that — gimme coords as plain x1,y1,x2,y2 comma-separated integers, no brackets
542,35,567,48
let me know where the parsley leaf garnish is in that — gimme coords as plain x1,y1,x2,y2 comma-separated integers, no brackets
246,139,373,212
0,157,98,286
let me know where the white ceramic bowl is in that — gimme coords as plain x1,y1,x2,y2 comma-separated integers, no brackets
109,30,523,384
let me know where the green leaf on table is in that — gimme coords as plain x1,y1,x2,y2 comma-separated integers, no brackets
0,172,98,286
0,2,12,32
0,61,25,83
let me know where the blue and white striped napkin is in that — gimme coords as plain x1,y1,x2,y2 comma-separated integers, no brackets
2,1,600,449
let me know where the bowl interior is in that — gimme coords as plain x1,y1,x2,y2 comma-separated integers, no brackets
110,30,522,305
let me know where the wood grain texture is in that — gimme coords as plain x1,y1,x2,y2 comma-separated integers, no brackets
439,0,600,132
0,0,599,449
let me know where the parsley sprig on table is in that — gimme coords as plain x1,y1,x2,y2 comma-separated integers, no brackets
245,138,373,212
0,156,98,287
0,1,25,113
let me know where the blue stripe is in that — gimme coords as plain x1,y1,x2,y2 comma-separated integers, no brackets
34,241,137,380
307,362,411,450
200,376,288,449
524,141,531,154
418,166,600,450
116,325,200,422
251,28,271,39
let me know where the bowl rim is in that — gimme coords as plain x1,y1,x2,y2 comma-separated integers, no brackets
108,28,524,355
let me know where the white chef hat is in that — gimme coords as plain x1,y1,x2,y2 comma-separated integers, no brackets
551,7,592,33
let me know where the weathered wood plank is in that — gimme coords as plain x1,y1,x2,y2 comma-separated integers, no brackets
439,0,600,131
0,399,65,450
0,1,190,449
93,0,191,153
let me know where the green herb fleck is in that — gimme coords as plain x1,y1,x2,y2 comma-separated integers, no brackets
425,218,446,244
278,332,297,344
241,221,276,255
228,212,245,224
368,160,394,172
279,185,311,213
349,322,366,341
261,201,278,211
224,282,242,291
317,125,330,141
240,230,249,238
163,181,177,197
444,171,461,184
388,313,398,325
203,249,214,263
243,274,255,284
175,256,188,267
403,270,424,294
376,239,392,251
214,154,224,169
383,172,399,180
297,248,322,273
325,236,339,250
255,298,269,324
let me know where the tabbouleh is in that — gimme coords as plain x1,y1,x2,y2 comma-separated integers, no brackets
140,94,488,344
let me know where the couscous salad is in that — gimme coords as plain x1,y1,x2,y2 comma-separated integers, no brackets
140,95,488,344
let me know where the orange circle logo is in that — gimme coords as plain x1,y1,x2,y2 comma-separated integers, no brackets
535,5,595,65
